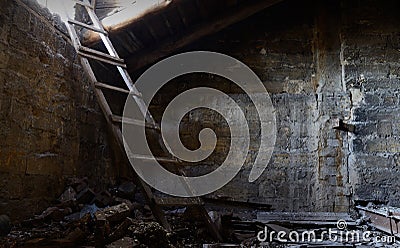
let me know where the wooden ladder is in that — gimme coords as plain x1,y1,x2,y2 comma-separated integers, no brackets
64,0,222,241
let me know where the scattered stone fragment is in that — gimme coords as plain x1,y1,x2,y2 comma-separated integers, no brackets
95,203,131,223
39,206,72,222
59,186,77,203
114,197,139,212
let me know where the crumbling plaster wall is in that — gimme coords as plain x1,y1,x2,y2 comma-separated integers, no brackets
0,0,117,220
151,0,400,211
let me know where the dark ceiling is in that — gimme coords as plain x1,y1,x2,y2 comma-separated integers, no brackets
85,0,284,73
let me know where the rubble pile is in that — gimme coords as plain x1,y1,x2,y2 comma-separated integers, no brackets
0,178,213,248
1,179,400,248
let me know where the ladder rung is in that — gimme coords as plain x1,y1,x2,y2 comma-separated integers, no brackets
95,82,130,94
130,154,179,164
78,46,126,68
95,82,142,98
78,51,127,68
68,19,107,35
73,0,93,8
155,197,203,207
79,46,124,63
111,115,159,130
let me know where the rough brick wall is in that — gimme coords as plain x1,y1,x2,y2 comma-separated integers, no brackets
0,0,116,220
2,0,399,220
342,0,400,206
151,0,400,211
152,0,341,212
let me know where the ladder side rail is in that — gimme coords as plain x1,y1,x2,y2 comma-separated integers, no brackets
66,3,222,240
81,1,156,125
80,1,204,198
66,16,171,231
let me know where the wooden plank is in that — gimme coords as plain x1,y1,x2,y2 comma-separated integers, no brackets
256,212,355,226
155,197,203,206
257,212,354,221
68,19,108,35
357,206,400,238
259,220,357,226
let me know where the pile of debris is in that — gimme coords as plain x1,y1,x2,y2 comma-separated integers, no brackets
0,178,214,247
2,179,400,248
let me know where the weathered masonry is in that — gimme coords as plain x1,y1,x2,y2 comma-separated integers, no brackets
1,0,400,222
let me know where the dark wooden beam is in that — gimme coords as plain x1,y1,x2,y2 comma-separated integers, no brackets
125,0,284,73
84,1,172,45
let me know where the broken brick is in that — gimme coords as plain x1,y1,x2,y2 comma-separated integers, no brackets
95,203,131,223
39,207,72,222
58,186,77,203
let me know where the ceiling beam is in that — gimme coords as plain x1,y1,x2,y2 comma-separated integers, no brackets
125,0,284,73
83,0,172,45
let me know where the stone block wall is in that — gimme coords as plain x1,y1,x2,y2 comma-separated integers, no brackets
342,0,400,206
2,0,400,219
0,0,116,220
151,0,342,212
150,0,400,211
